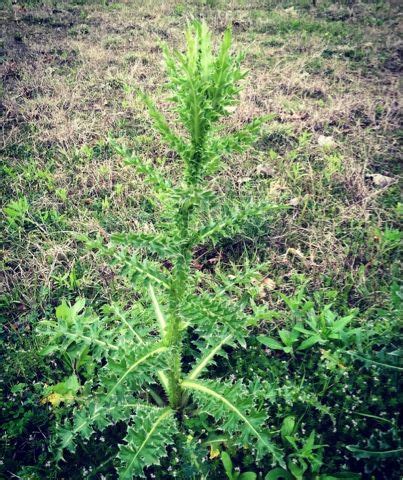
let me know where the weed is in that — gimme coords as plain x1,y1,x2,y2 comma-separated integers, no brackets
1,0,401,478
4,197,30,228
38,21,282,477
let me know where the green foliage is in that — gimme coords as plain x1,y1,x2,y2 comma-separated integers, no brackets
37,298,114,373
4,196,29,227
42,374,80,407
231,283,402,479
258,300,359,355
2,1,401,479
118,405,178,478
221,451,257,480
37,21,277,478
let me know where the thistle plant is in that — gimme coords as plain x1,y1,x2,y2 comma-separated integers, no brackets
39,21,282,478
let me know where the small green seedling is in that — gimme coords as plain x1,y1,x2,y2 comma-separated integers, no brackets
258,327,300,354
4,196,29,227
221,451,257,480
294,305,358,349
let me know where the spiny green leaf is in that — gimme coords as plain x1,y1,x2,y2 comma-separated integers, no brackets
111,140,173,192
180,293,247,345
193,201,284,246
120,255,171,289
182,379,283,464
141,93,189,161
101,343,168,400
54,400,137,462
37,299,118,361
206,115,273,166
111,231,178,257
157,21,255,183
118,405,178,479
187,334,233,380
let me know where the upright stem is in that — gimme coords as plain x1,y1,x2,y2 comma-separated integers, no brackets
166,205,193,408
166,82,207,407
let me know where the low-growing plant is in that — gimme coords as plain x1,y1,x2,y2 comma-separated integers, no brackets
258,300,360,354
230,281,402,479
38,21,282,478
221,451,257,480
4,196,29,227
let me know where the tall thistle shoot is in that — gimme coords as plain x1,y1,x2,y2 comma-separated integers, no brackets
39,21,281,478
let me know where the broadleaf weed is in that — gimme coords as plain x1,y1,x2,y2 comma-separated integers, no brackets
38,21,282,477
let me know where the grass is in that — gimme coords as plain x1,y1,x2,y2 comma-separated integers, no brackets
0,0,401,478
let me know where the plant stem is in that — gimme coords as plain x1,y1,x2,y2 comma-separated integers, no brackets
166,238,188,408
167,202,195,408
166,70,207,406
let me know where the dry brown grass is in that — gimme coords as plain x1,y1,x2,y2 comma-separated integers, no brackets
1,0,401,318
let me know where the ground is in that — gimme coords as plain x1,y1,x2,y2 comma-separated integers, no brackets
0,0,401,479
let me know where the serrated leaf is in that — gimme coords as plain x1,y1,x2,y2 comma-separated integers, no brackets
188,334,233,380
208,115,272,160
118,406,177,479
102,343,167,400
121,256,170,289
54,400,135,461
181,293,247,345
141,93,189,162
112,232,178,257
193,200,283,246
182,379,283,464
111,140,173,192
37,299,118,363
